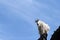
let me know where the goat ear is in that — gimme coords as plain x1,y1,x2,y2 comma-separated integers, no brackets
35,20,37,23
35,19,39,23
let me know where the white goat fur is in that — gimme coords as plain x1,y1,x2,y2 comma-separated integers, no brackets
36,20,50,35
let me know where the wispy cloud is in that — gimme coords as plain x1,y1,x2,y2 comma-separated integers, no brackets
0,0,60,40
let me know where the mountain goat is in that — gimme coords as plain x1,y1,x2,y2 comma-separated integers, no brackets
35,19,50,40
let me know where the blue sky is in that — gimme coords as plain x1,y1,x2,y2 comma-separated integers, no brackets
0,0,60,40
